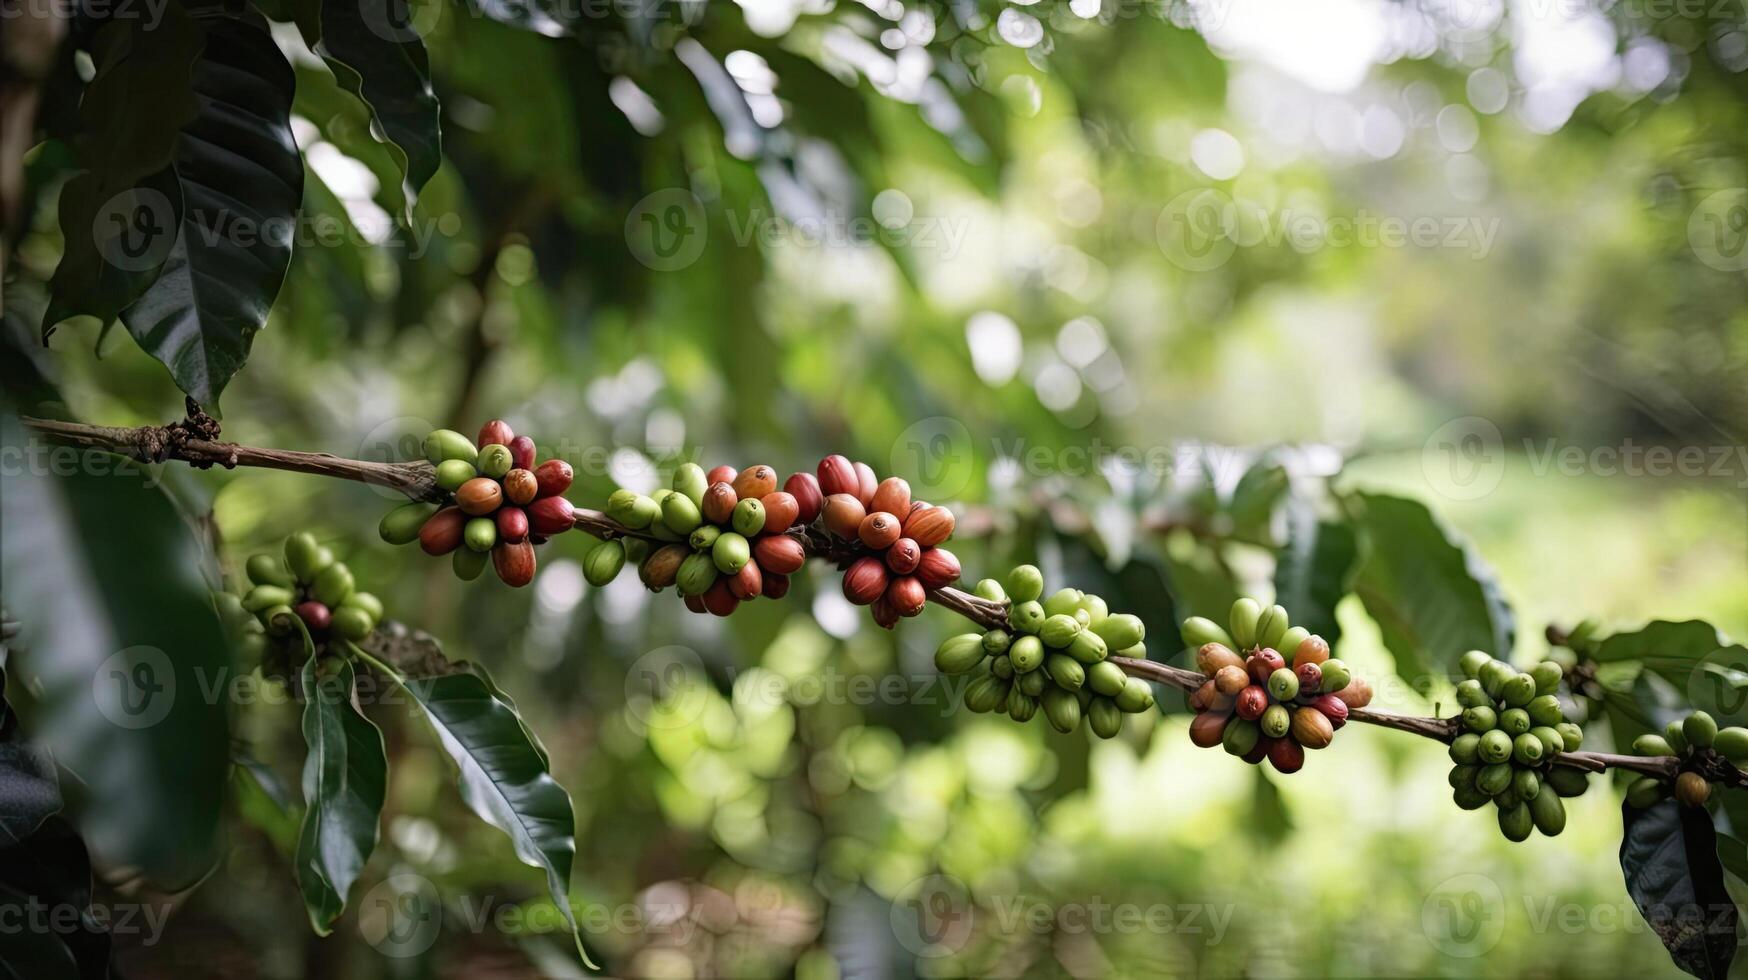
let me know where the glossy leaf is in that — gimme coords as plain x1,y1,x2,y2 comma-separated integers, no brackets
1620,798,1739,979
1272,501,1356,646
117,11,303,409
0,411,230,888
1345,491,1515,686
294,655,387,935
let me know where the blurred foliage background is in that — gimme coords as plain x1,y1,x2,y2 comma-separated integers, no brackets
7,0,1748,976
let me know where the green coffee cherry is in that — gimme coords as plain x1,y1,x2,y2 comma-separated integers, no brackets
1010,601,1046,635
284,532,331,583
935,634,986,674
380,501,440,545
1513,768,1541,801
1006,565,1044,603
731,498,765,537
1254,604,1289,651
1042,589,1083,617
1017,669,1048,697
1267,668,1299,702
423,429,478,466
1041,687,1082,733
1498,802,1533,842
1067,630,1108,664
1250,704,1286,739
1476,762,1514,796
1530,661,1563,695
990,656,1014,680
1275,626,1309,661
607,490,661,530
1040,614,1081,649
1526,695,1564,727
261,605,298,636
1045,654,1084,691
1091,614,1144,652
1229,598,1262,650
246,554,296,588
1079,594,1109,625
712,532,750,574
1493,787,1521,810
1501,673,1537,708
1463,706,1498,734
1715,726,1748,764
332,605,374,641
1530,726,1565,757
1114,677,1154,713
1634,733,1679,757
1089,698,1123,739
1086,661,1128,697
1010,636,1045,673
1318,659,1352,693
689,525,720,551
974,579,1007,602
1449,733,1481,765
435,458,477,492
464,518,497,553
1453,784,1492,810
1455,679,1490,708
1663,720,1690,755
1555,722,1584,751
453,547,488,581
1512,732,1544,765
1116,642,1146,660
1459,650,1491,678
584,540,626,587
1684,711,1718,749
478,444,513,479
1180,616,1235,650
1478,729,1513,764
676,552,718,596
663,494,703,535
1007,687,1037,722
672,463,707,506
243,584,295,613
1529,787,1566,835
1499,709,1531,736
964,675,1008,714
982,630,1011,656
1625,776,1665,808
1223,718,1260,756
1544,766,1589,798
311,562,354,606
1478,660,1513,698
343,592,383,622
1449,764,1478,790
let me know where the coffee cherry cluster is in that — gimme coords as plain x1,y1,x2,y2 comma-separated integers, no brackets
1446,650,1587,840
378,420,575,587
815,455,960,629
599,462,812,616
237,532,383,645
935,564,1156,736
1627,711,1748,809
1180,599,1367,774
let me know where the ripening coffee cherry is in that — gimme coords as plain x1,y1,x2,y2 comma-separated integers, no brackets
294,600,331,632
822,494,865,539
916,548,960,589
1310,694,1348,728
420,508,467,556
1291,706,1334,749
502,469,538,506
763,573,789,600
1295,662,1322,694
858,512,901,550
1676,771,1713,807
1196,643,1244,675
886,538,921,574
842,556,887,605
751,535,806,574
706,464,737,486
731,465,777,500
478,419,515,449
760,492,799,534
816,455,857,497
492,539,536,587
640,544,688,590
852,461,878,507
1246,650,1285,685
1267,737,1304,774
784,472,823,525
729,559,763,600
870,595,900,629
871,477,911,517
887,576,926,617
1316,658,1352,692
457,477,504,516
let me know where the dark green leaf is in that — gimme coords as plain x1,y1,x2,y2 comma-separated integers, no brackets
1345,492,1515,687
1619,798,1739,979
0,817,111,980
43,13,204,332
1227,459,1287,542
1272,502,1356,646
0,741,61,849
0,411,231,888
118,11,303,409
294,655,387,935
310,0,443,209
384,664,590,967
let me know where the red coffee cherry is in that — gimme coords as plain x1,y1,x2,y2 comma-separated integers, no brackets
478,419,515,449
1268,737,1305,774
871,595,900,629
858,512,901,550
683,593,708,615
886,538,921,574
1235,685,1269,721
295,601,331,631
901,506,955,547
817,455,858,497
915,547,960,589
457,477,503,516
751,535,806,574
784,472,823,524
526,496,575,535
508,436,537,471
707,465,738,485
534,459,573,498
760,491,799,534
702,483,739,524
842,556,887,605
496,506,529,543
492,539,536,587
420,507,467,556
703,579,738,616
1246,649,1285,684
886,576,926,617
763,572,790,600
871,477,911,517
853,462,877,507
729,561,763,600
823,494,866,539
